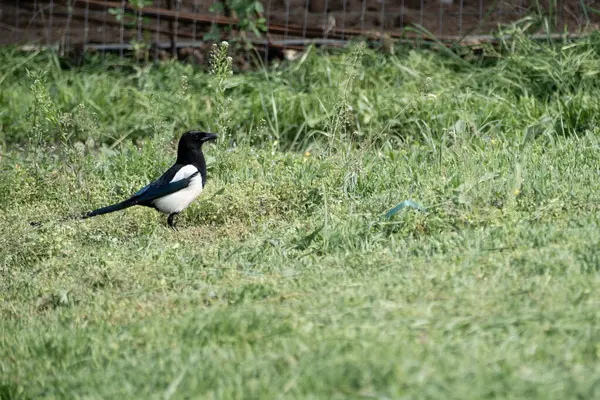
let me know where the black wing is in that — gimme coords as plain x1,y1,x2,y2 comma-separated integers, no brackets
134,171,198,204
131,163,181,201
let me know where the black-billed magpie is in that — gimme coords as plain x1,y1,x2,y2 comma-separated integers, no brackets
83,130,218,229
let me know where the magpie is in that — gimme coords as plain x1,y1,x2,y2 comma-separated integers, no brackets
83,130,218,229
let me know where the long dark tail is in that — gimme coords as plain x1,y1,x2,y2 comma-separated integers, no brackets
82,199,137,219
27,199,138,229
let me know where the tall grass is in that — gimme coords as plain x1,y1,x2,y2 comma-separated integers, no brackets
2,30,600,150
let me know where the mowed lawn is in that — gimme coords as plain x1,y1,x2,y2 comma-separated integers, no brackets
2,34,600,398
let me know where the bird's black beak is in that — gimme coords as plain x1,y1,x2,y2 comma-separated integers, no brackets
202,133,218,143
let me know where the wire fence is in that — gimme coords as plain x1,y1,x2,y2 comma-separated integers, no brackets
1,0,598,60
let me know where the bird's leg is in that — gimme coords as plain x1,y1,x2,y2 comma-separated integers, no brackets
167,213,179,230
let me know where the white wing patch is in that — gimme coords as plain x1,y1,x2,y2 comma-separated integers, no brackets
152,164,204,214
170,164,199,182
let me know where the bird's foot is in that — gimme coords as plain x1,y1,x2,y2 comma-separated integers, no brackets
167,213,179,231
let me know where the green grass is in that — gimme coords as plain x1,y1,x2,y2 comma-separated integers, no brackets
2,30,600,398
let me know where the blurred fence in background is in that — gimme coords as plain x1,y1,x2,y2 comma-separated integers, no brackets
1,0,599,60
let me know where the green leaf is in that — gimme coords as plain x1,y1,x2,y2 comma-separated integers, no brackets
210,2,225,13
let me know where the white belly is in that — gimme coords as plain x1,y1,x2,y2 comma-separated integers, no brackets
152,174,203,214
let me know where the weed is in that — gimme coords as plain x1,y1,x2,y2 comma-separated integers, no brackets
209,41,233,144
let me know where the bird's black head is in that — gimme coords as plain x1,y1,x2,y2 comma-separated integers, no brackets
177,131,218,164
180,131,218,147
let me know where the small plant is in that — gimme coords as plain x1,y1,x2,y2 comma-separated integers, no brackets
108,0,153,25
27,70,59,147
207,0,267,40
26,70,98,192
176,74,191,104
109,0,154,58
209,41,233,144
327,41,365,153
